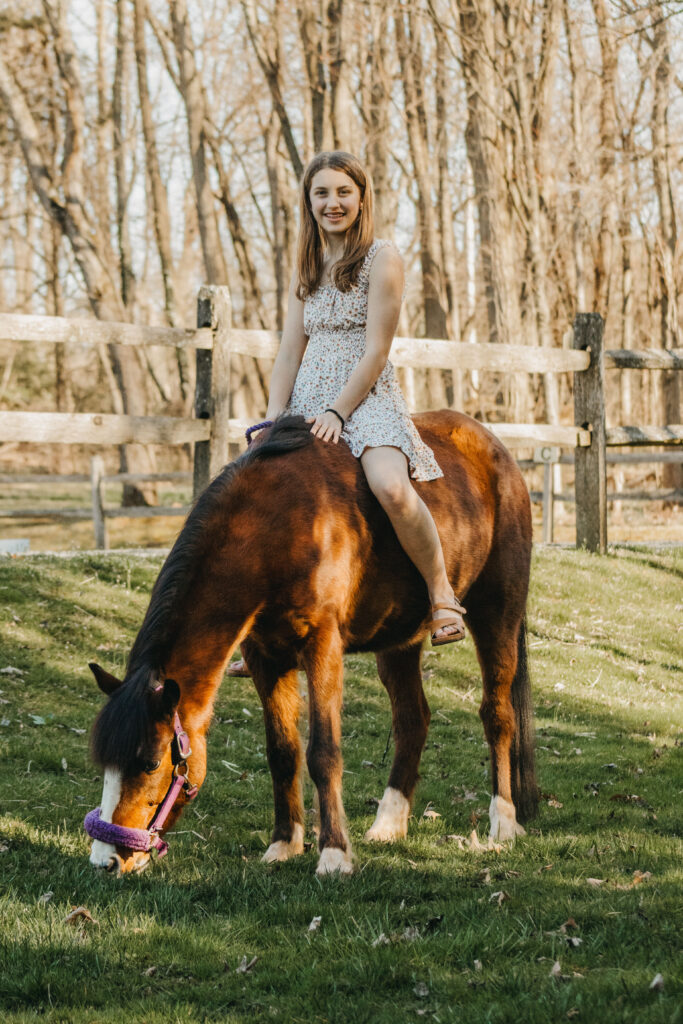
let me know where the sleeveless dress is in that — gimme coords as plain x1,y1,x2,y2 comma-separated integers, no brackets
287,239,443,482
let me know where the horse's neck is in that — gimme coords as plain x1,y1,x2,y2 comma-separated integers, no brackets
161,585,261,733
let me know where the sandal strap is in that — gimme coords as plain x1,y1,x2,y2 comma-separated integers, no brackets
431,599,466,615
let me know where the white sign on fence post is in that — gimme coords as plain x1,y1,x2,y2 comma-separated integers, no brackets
534,446,560,544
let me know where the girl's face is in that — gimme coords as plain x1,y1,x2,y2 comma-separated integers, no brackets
309,168,362,239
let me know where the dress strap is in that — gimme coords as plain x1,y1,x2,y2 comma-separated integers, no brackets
358,239,393,286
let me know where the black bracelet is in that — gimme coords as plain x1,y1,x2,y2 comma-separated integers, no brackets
325,408,345,429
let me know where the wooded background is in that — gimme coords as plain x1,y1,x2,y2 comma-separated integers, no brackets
0,0,680,494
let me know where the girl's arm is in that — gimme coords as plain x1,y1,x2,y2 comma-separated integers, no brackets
266,274,309,419
309,246,404,443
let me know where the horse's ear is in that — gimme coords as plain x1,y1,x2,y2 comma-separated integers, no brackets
157,678,181,720
89,662,123,695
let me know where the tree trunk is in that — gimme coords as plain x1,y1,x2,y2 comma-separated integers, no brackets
591,0,619,320
650,3,681,490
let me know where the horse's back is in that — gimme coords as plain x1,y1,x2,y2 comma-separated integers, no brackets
413,409,531,563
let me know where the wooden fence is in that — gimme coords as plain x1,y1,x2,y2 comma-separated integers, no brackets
0,288,681,552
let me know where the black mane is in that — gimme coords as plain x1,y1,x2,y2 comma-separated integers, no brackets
91,415,314,772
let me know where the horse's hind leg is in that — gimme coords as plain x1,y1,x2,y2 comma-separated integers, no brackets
301,618,353,875
468,617,529,841
366,642,429,842
247,648,305,863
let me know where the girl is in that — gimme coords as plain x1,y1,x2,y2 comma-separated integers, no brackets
230,151,465,676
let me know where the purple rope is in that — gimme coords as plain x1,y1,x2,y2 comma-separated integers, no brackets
245,420,274,446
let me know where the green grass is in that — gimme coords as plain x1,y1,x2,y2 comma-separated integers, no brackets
0,546,681,1023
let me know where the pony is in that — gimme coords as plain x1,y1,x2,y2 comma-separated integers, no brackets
86,411,537,875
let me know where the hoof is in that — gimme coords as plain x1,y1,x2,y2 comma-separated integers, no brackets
489,796,526,841
365,787,410,842
315,845,353,876
262,823,304,863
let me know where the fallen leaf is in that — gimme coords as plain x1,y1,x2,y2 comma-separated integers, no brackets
436,833,466,847
489,890,509,906
586,878,605,887
61,758,68,772
142,966,157,977
567,1008,580,1018
478,868,491,884
413,981,429,999
361,760,376,769
64,906,98,926
566,936,583,948
372,933,390,947
308,916,322,932
547,799,563,808
423,914,443,933
236,955,258,974
610,793,646,805
550,960,562,979
402,925,420,942
649,973,664,992
632,870,652,885
473,959,483,972
241,708,252,718
0,666,23,676
37,892,54,905
0,843,9,853
560,918,578,932
466,830,502,853
422,803,441,820
28,715,46,726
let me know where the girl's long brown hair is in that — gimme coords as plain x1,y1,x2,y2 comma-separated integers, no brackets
296,151,375,300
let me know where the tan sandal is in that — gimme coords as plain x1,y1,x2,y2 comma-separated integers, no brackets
428,600,467,647
226,657,251,678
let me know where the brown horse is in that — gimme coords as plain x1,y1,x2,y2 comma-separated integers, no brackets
87,411,537,875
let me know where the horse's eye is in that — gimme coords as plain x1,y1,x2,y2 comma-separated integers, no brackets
143,760,161,774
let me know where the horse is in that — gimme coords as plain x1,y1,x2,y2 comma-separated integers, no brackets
85,411,538,875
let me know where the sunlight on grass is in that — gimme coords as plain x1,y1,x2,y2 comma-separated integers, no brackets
0,547,681,1023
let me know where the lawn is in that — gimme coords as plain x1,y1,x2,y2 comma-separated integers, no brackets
0,545,681,1023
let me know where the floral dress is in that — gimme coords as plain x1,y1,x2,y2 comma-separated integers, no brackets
287,239,443,482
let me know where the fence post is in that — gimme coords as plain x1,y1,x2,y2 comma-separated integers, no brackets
573,313,607,552
194,285,233,497
90,455,107,550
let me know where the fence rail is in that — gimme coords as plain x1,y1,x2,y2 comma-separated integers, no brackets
0,295,681,552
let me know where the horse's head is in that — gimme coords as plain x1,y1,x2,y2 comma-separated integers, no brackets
85,663,203,875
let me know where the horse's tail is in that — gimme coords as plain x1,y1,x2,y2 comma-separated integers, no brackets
510,618,539,823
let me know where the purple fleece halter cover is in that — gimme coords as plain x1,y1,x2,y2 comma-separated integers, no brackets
84,808,158,853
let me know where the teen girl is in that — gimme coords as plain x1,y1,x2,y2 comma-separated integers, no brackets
230,151,465,676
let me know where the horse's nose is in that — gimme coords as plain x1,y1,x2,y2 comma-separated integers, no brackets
105,853,123,874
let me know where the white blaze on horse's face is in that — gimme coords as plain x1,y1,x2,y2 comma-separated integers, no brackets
89,767,122,870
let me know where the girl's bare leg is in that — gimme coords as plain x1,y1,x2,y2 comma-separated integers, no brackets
360,446,462,641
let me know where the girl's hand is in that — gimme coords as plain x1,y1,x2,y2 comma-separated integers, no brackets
306,411,343,443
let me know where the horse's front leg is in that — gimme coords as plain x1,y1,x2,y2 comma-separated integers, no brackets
248,648,305,863
301,620,353,875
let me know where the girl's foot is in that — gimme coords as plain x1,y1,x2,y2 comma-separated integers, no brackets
428,601,466,646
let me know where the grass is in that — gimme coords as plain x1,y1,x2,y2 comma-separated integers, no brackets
0,545,681,1023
